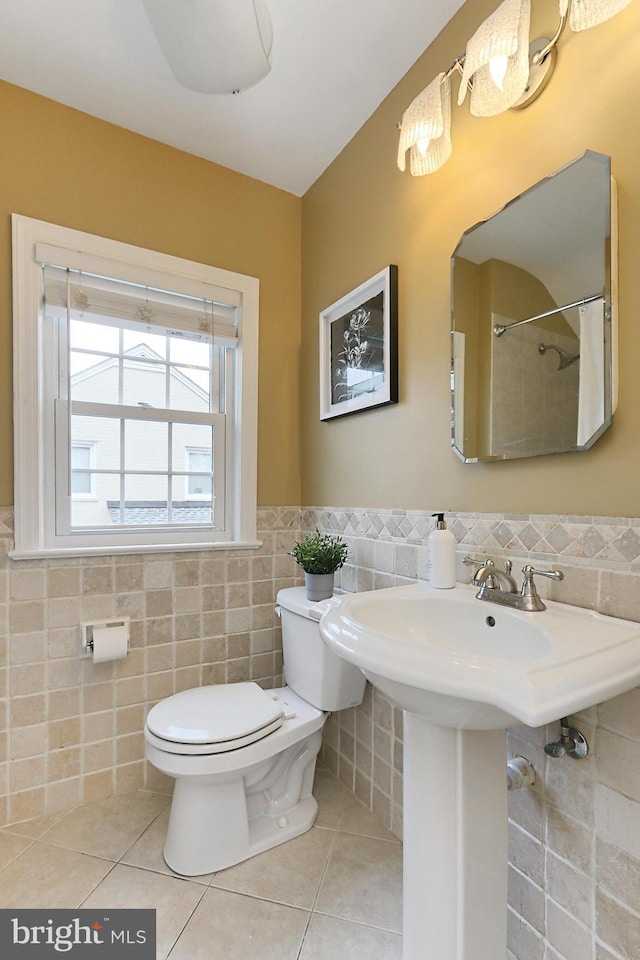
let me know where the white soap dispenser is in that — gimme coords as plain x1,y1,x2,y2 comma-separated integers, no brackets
428,513,456,589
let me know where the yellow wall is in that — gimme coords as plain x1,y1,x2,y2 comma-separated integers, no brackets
0,82,302,508
301,0,640,516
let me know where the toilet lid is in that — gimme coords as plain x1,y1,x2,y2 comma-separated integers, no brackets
146,682,285,745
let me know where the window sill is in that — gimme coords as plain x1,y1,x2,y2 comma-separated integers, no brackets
8,540,263,560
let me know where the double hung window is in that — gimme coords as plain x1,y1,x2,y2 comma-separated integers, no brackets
12,216,259,557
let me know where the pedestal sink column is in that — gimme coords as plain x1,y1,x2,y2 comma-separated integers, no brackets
403,713,508,960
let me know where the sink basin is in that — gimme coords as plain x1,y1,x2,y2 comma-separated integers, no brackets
319,581,640,729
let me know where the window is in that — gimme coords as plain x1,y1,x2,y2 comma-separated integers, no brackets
11,216,259,558
185,448,213,500
71,442,97,497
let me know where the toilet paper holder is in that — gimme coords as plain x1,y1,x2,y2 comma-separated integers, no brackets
79,619,130,659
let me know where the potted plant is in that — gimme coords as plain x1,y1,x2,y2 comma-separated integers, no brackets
289,528,349,601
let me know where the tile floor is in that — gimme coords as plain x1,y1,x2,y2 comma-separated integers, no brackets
0,768,403,959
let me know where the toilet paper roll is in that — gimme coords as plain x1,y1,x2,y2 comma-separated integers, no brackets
91,624,128,663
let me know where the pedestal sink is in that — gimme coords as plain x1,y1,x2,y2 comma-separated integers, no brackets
317,582,640,960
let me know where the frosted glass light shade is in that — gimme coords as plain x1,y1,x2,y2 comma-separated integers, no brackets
144,0,273,94
561,0,634,30
459,0,531,117
397,74,452,176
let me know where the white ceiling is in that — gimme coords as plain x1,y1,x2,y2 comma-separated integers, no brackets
0,0,465,196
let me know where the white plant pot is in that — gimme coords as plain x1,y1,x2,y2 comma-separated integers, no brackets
304,572,335,602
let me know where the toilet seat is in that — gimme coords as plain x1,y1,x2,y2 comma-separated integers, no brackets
145,682,285,756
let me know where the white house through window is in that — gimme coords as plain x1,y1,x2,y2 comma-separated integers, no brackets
71,442,97,497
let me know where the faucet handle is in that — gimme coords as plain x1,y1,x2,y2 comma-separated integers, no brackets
521,564,564,583
463,556,495,567
516,565,563,612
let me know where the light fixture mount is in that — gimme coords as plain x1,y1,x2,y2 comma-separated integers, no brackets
510,37,558,109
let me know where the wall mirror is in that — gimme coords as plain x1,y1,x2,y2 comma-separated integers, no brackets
451,150,617,462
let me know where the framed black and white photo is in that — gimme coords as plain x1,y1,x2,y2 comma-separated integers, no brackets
319,264,398,421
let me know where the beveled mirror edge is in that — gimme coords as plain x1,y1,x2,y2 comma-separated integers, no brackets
450,151,618,464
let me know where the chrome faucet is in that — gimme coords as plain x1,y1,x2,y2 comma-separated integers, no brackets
463,556,518,592
464,557,563,612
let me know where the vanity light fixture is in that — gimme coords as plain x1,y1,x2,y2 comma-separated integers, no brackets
458,0,532,117
398,0,634,175
397,73,452,175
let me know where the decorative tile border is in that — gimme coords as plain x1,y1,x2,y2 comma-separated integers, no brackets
302,507,640,569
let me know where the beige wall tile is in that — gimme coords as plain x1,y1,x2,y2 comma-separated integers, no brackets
48,567,81,598
46,776,81,815
11,663,46,696
175,665,202,691
174,586,200,614
115,760,144,794
81,681,113,714
11,602,45,634
83,740,114,774
600,571,640,622
174,558,200,587
10,786,45,823
174,613,200,641
116,732,144,765
509,823,544,887
595,785,640,861
82,769,114,804
145,589,173,618
546,805,593,874
596,889,640,960
598,687,640,739
226,606,251,633
144,640,178,673
143,560,173,589
11,723,47,759
596,728,640,802
48,659,81,690
545,852,593,926
508,865,544,934
115,563,144,592
115,648,145,680
10,570,46,601
116,704,144,736
47,746,80,782
11,694,46,728
596,838,640,915
226,658,250,683
48,627,78,659
546,900,591,960
11,755,46,792
49,688,80,720
49,718,81,751
145,672,173,703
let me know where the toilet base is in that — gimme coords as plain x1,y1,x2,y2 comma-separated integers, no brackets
161,726,324,875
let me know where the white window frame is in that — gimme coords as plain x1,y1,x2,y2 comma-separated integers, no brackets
11,215,259,558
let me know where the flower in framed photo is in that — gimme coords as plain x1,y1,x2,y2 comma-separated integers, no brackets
319,265,398,420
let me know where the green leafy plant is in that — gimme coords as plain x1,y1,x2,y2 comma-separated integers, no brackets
289,528,348,575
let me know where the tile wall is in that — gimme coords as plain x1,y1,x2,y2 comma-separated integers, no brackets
0,506,303,826
307,506,640,960
2,501,640,958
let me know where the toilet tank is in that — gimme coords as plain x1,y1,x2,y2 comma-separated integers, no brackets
276,587,366,712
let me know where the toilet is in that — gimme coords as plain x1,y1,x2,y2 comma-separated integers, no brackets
144,586,366,876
